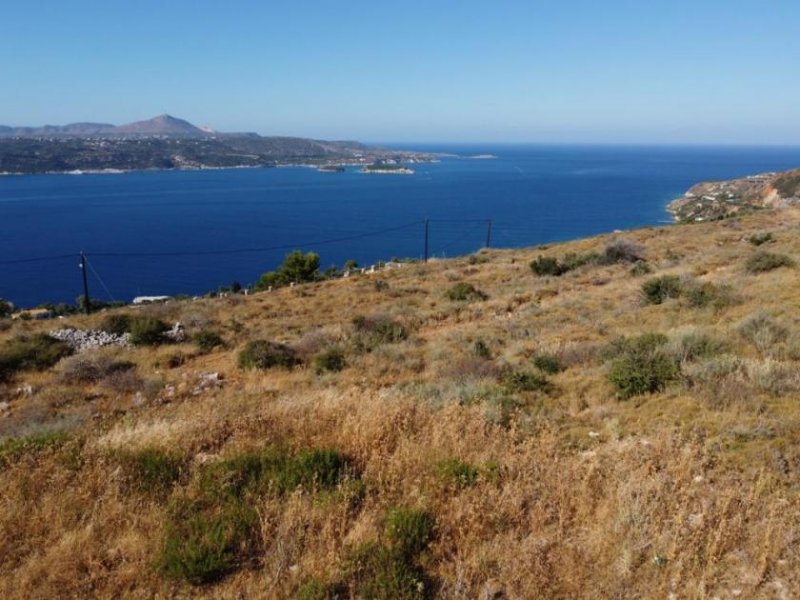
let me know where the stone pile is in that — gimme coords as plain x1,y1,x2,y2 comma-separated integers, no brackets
49,328,130,352
164,322,186,343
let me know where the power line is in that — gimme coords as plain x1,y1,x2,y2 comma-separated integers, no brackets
85,256,116,302
88,220,425,259
0,253,76,266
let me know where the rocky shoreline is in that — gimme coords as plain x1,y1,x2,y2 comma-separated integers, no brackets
668,167,800,223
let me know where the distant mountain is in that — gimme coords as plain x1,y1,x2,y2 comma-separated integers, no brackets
110,114,207,137
0,122,116,137
0,114,208,138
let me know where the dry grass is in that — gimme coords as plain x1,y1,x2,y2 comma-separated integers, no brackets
2,210,800,597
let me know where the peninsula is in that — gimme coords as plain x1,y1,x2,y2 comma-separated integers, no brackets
0,114,434,175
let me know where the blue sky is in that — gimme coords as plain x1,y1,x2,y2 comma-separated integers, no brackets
2,0,799,143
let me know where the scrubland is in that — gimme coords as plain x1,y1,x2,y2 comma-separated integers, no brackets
2,210,800,598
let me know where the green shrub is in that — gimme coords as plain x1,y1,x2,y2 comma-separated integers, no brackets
533,353,563,374
641,275,683,305
472,339,492,359
630,261,653,277
607,333,679,399
199,446,348,499
158,497,258,585
683,281,735,309
129,316,169,346
561,251,599,271
530,256,565,276
117,447,183,496
296,578,335,600
313,347,347,374
0,334,72,382
352,314,407,350
275,448,348,492
599,238,645,265
749,232,774,246
0,430,69,468
99,313,133,335
745,251,794,274
445,282,488,302
237,340,299,370
502,370,552,394
194,330,224,353
384,507,435,561
346,542,429,600
436,458,478,488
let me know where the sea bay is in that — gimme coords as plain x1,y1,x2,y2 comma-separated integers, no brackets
2,144,800,307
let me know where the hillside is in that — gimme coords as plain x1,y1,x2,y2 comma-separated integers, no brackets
3,208,800,597
669,167,800,223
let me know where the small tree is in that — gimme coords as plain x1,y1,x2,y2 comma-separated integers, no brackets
0,298,12,318
256,251,321,289
280,251,321,283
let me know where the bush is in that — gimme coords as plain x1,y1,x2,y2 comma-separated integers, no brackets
352,314,407,350
445,282,488,302
599,238,645,265
384,507,435,561
129,316,169,346
193,330,224,354
436,458,478,488
99,313,133,335
502,370,553,393
0,430,69,468
117,447,183,496
0,334,72,382
561,251,599,271
237,340,299,370
530,256,565,276
683,281,735,309
313,347,347,374
533,353,563,374
344,506,435,596
641,275,683,305
158,497,259,585
749,232,774,246
58,352,135,383
101,369,146,394
745,251,794,274
472,339,492,359
629,261,653,277
199,446,349,499
738,311,787,354
667,328,726,363
607,334,679,399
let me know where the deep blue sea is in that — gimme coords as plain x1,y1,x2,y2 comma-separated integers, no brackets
2,144,800,308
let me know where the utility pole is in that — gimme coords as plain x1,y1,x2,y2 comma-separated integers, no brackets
424,219,429,263
79,252,91,314
485,219,493,249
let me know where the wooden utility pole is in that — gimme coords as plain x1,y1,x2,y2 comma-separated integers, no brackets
486,219,493,248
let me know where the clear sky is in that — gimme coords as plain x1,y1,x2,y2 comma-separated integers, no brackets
2,0,799,144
